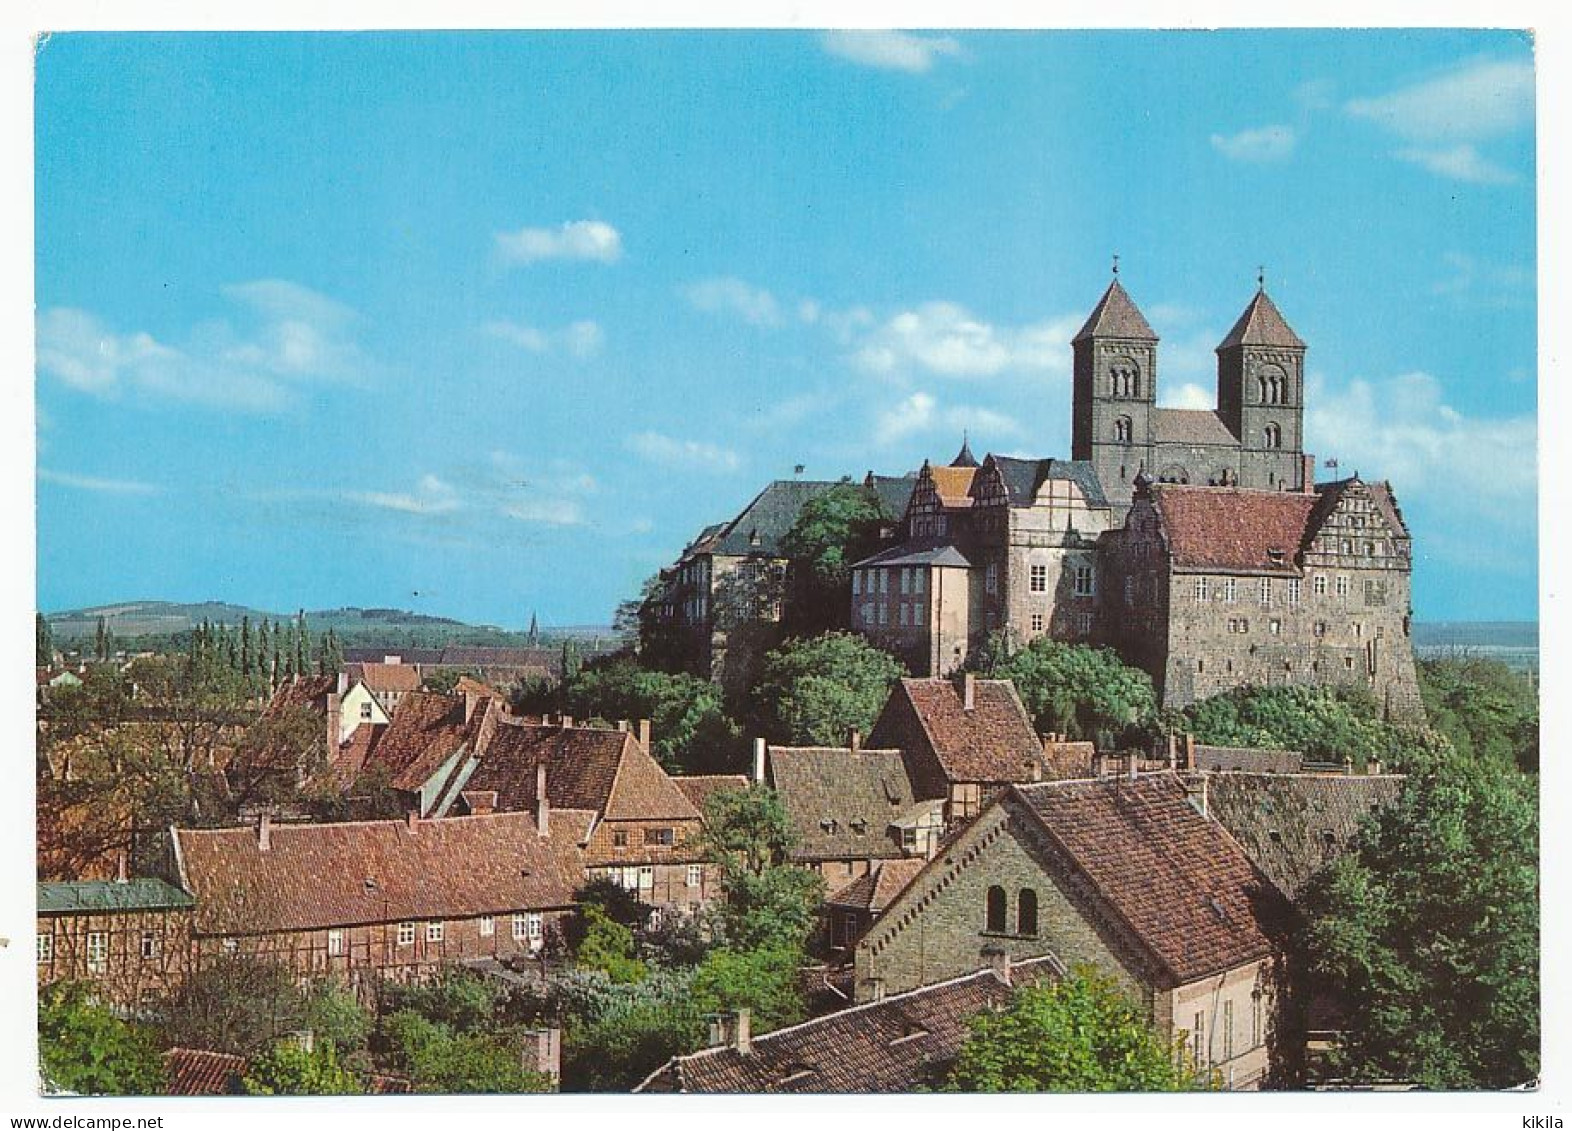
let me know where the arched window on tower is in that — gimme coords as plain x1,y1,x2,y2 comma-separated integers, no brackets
1114,416,1133,444
1256,375,1267,403
985,885,1007,933
1017,888,1039,935
1264,423,1282,449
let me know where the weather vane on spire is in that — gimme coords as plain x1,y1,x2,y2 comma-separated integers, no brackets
1257,264,1266,291
1112,253,1120,277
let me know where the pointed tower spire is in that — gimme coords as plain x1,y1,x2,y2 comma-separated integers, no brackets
950,431,979,468
1217,287,1305,350
1072,277,1158,344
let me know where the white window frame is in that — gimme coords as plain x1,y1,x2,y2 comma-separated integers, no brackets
427,921,444,943
1031,613,1044,633
686,864,702,888
141,930,160,961
1223,578,1237,603
1029,564,1048,594
87,931,108,974
913,570,926,595
913,603,925,627
1336,574,1350,597
479,916,495,937
512,914,528,941
328,929,343,956
638,865,655,890
222,937,239,955
1074,565,1094,597
1195,577,1209,603
1314,573,1327,596
1287,578,1301,606
526,913,543,945
397,921,416,947
1259,578,1272,607
37,932,52,964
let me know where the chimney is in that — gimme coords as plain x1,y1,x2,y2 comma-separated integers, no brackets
865,977,886,1002
637,718,652,750
983,944,1012,985
1368,758,1383,776
536,761,550,837
707,1010,753,1055
963,673,976,712
616,719,628,732
1185,733,1196,770
336,671,348,695
849,728,861,753
258,812,272,852
1344,757,1355,776
1128,751,1139,780
115,850,129,884
384,655,400,665
753,737,768,784
522,1027,561,1081
406,809,420,833
1302,453,1317,493
464,691,480,723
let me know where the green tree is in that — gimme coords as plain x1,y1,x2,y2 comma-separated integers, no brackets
564,658,743,774
573,904,648,984
690,945,806,1034
699,785,823,951
1418,656,1538,774
159,956,308,1055
972,634,1155,742
946,967,1207,1092
698,784,794,878
382,1008,552,1094
303,979,373,1056
779,480,887,634
38,982,164,1096
37,611,54,665
1292,747,1538,1089
555,968,704,1092
379,967,501,1034
94,615,112,662
751,632,905,746
240,616,254,681
242,1040,363,1095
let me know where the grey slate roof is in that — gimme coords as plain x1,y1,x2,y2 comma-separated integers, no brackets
39,878,195,914
635,957,1064,1093
1154,408,1239,448
987,456,1109,509
1072,279,1159,343
712,480,840,557
767,747,921,862
1217,289,1306,350
866,474,919,522
1207,772,1404,899
852,537,972,570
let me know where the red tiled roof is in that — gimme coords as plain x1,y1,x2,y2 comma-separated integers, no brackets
174,810,582,935
1154,408,1238,447
1217,289,1305,350
1014,774,1281,985
346,662,423,694
874,679,1043,788
1152,485,1319,574
319,722,388,791
1072,278,1158,343
826,857,926,913
673,775,751,817
263,675,338,717
928,465,977,507
164,1047,246,1095
636,957,1063,1093
363,692,484,792
453,675,501,697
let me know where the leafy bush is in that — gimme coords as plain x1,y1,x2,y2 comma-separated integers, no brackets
752,632,905,746
971,634,1155,742
38,982,163,1096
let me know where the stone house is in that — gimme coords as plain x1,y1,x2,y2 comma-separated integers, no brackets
852,773,1288,1090
171,808,585,983
635,955,1063,1093
867,676,1047,823
37,876,196,1009
1099,474,1422,717
822,857,928,953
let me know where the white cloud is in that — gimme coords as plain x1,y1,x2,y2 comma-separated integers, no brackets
1210,124,1297,163
821,30,963,74
1393,144,1517,185
37,468,159,495
683,277,783,327
343,474,461,516
1431,251,1534,304
1160,383,1215,411
850,303,1078,380
484,317,605,358
1345,57,1534,143
1306,371,1535,507
37,281,367,412
494,220,623,265
502,498,586,526
873,391,1020,447
627,431,742,473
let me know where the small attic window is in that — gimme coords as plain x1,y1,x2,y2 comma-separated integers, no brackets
1207,897,1229,923
1267,829,1282,844
749,528,762,547
820,818,838,833
1267,548,1286,563
850,818,869,835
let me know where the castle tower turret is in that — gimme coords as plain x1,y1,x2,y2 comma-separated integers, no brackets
1215,281,1308,491
1071,274,1159,512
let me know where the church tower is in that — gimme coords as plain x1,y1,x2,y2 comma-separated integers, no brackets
1071,273,1159,513
1215,282,1308,492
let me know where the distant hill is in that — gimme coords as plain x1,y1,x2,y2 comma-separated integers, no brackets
1412,621,1538,648
44,599,618,651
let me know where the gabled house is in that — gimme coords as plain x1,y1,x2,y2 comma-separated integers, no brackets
867,675,1047,822
37,876,196,1009
852,773,1289,1089
823,857,927,952
172,808,587,982
343,661,422,714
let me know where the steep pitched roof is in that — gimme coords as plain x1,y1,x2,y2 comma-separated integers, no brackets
1154,408,1238,447
366,692,489,793
1150,485,1320,574
712,480,839,557
1207,772,1404,899
1217,289,1305,351
986,456,1109,509
873,678,1044,787
866,474,919,522
635,958,1063,1093
826,857,927,913
1014,774,1282,984
1072,278,1159,343
1308,477,1412,543
928,465,976,507
949,436,979,468
767,747,920,862
174,810,582,935
345,662,422,694
263,675,337,717
673,774,751,817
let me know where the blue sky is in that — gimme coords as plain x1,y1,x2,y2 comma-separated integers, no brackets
34,30,1537,626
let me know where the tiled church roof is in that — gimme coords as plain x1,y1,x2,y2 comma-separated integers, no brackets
1072,278,1159,343
1154,408,1239,448
1217,289,1305,350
